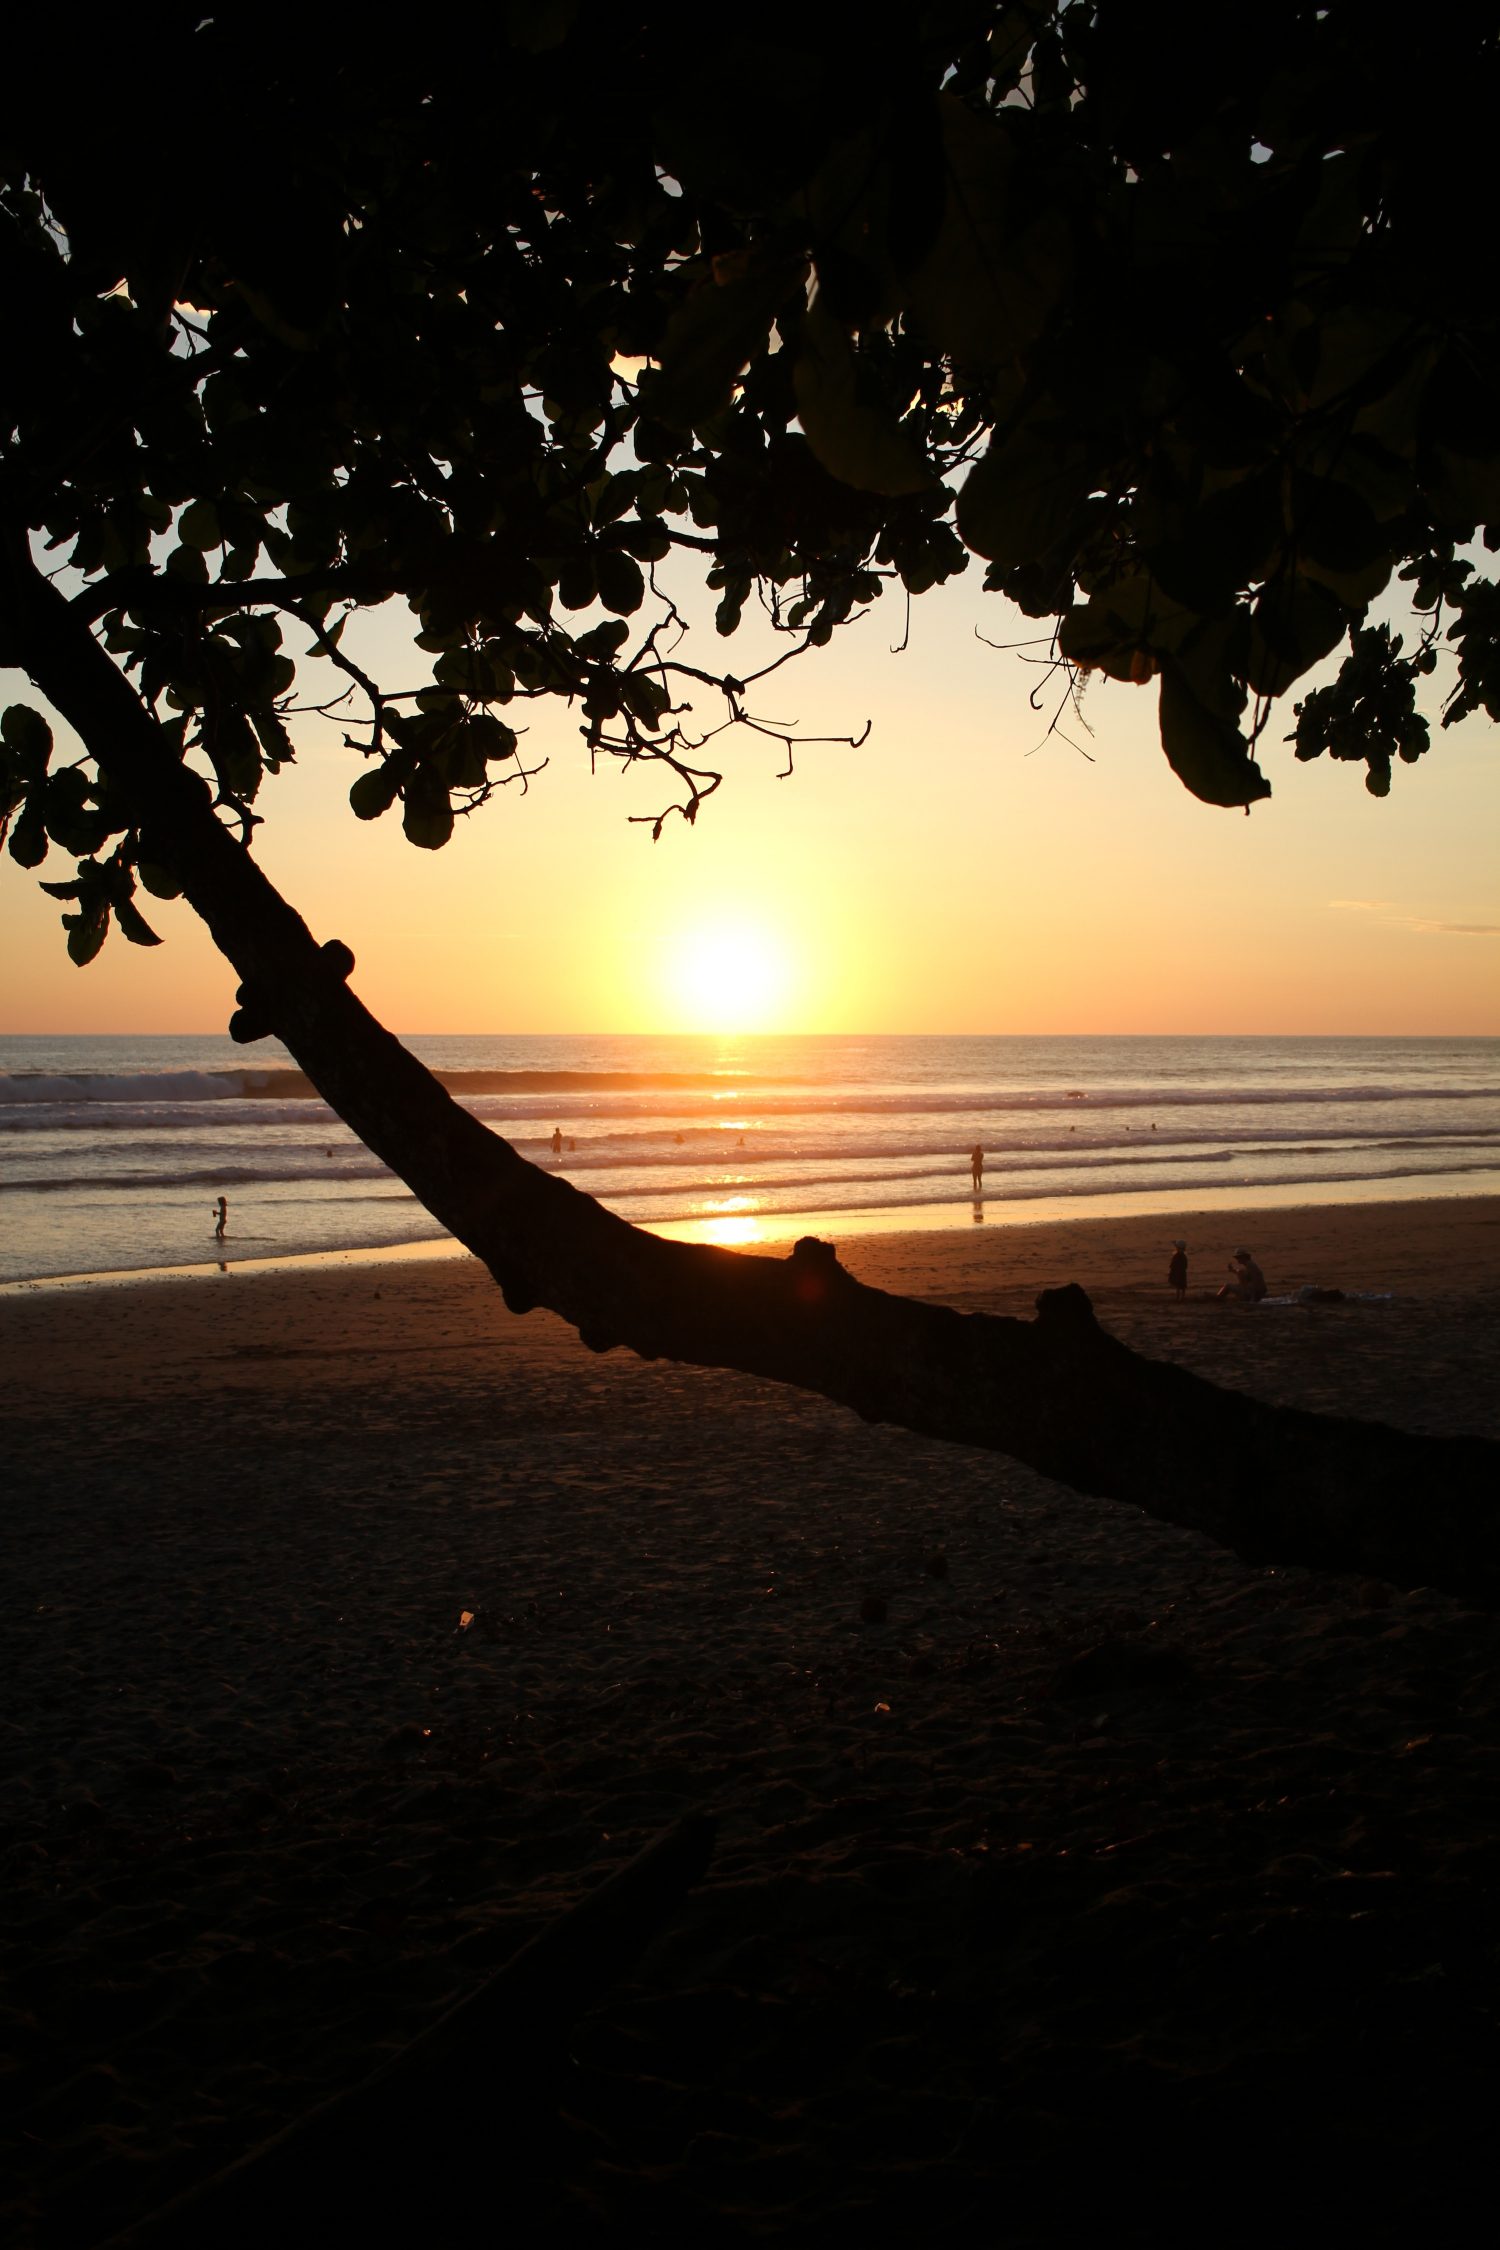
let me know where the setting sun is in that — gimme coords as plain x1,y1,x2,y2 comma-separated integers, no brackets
668,920,791,1033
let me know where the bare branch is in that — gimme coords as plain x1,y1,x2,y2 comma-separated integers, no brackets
891,586,912,655
290,601,390,759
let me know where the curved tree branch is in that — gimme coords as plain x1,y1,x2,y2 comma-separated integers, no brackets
6,537,1496,1604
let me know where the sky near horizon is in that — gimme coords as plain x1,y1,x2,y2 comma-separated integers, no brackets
2,561,1496,1038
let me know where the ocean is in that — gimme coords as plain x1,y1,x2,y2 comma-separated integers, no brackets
2,1032,1498,1285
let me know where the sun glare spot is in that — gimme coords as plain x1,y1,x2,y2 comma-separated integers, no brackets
670,921,789,1033
699,1215,764,1246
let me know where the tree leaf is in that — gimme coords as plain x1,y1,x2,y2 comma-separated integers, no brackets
1147,470,1281,611
595,547,645,616
957,411,1089,567
65,909,110,967
619,671,668,727
349,765,402,820
1288,623,1429,792
1295,550,1393,607
1244,578,1349,697
2,704,54,778
177,499,223,551
205,713,263,800
1158,661,1271,809
116,896,162,947
1058,570,1199,680
792,302,933,498
647,257,806,431
900,95,1068,365
7,797,49,867
987,3,1047,94
401,763,454,850
249,704,295,771
611,518,672,563
165,542,210,582
44,768,113,855
557,553,597,611
466,713,517,762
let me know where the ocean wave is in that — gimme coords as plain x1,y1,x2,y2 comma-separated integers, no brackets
9,1131,1500,1202
0,1163,390,1194
612,1153,1500,1225
0,1070,256,1107
7,1083,1500,1140
0,1065,757,1107
5,1062,1500,1119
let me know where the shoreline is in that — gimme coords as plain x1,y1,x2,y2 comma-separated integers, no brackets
5,1196,1498,1414
6,1167,1500,1296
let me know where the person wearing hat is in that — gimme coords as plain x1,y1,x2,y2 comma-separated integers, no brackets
1217,1247,1267,1304
1167,1240,1188,1300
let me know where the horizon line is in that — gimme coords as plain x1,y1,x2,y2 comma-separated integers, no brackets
3,1028,1498,1043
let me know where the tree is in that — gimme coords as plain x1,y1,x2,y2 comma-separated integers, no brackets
2,5,1496,1594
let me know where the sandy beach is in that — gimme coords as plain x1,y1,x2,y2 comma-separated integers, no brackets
5,1195,1500,2242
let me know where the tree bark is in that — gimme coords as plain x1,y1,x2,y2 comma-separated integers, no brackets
8,546,1498,1602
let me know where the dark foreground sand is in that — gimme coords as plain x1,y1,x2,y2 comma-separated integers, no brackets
4,1197,1500,2243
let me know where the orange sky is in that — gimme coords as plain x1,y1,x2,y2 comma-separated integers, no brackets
2,567,1496,1036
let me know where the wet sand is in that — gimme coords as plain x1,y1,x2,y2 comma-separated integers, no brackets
4,1196,1500,2242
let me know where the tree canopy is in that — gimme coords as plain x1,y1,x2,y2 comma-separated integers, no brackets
2,5,1497,1599
3,1,1499,966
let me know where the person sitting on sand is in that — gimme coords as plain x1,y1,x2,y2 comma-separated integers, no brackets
213,1195,228,1242
970,1144,984,1193
1168,1240,1188,1299
1217,1247,1267,1304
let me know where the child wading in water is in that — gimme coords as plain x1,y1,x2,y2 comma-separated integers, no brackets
1168,1240,1188,1299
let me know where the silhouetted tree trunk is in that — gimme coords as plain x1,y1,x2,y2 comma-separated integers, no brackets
7,542,1498,1603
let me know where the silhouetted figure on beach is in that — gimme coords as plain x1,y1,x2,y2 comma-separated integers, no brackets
1218,1247,1267,1304
1168,1240,1188,1299
213,1195,228,1242
970,1144,984,1193
550,1127,563,1156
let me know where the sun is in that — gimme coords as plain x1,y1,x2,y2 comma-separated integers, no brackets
670,920,790,1033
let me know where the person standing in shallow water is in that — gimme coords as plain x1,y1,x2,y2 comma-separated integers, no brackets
970,1144,985,1193
550,1127,563,1157
213,1195,227,1242
1168,1240,1188,1300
